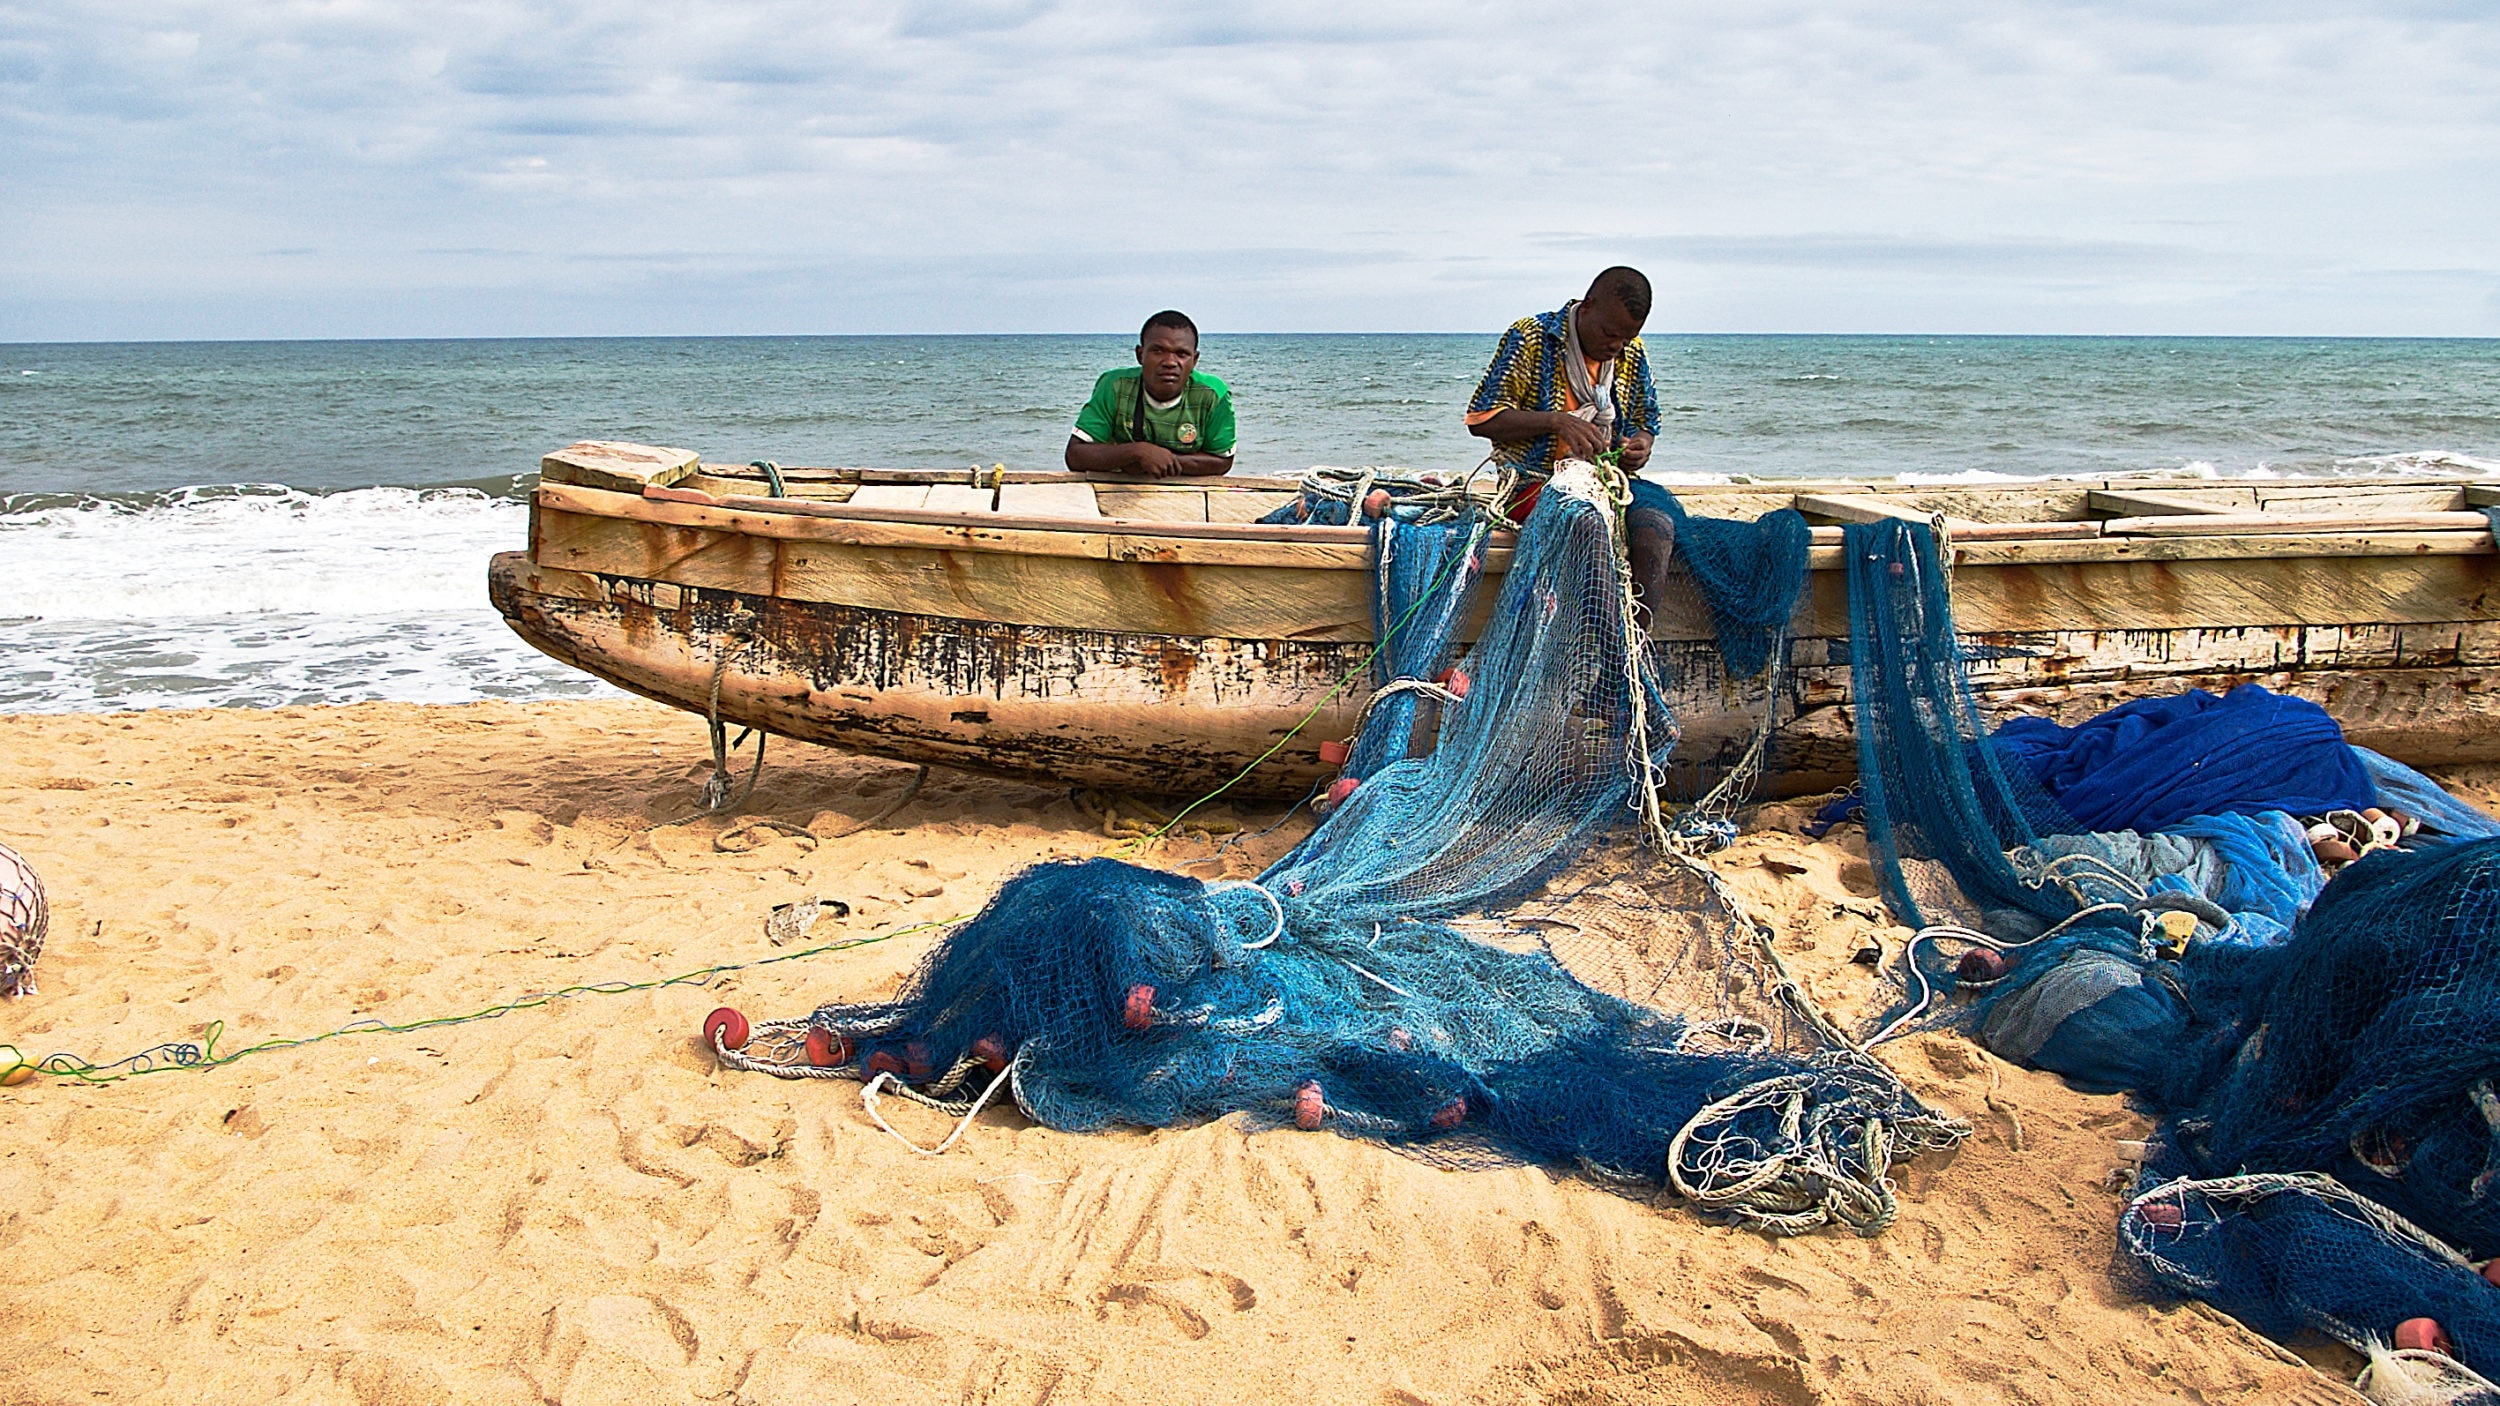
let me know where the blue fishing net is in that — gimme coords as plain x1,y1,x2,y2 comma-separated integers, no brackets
1337,515,1487,783
2124,1175,2500,1382
724,464,1963,1236
1625,478,1810,680
1843,513,2500,1380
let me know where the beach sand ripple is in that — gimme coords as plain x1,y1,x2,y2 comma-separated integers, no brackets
0,700,2372,1403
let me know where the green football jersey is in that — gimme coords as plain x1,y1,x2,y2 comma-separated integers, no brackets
1072,368,1236,456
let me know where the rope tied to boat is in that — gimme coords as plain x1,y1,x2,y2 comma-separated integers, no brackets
698,631,767,814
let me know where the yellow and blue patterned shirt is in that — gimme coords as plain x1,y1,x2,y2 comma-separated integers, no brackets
1464,304,1660,481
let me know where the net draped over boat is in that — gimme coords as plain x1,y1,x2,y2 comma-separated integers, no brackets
718,463,1965,1236
1839,516,2500,1387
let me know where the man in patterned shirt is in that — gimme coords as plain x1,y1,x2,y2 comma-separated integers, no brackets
1464,267,1660,521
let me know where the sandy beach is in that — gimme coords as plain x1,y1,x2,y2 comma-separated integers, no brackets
13,697,2493,1404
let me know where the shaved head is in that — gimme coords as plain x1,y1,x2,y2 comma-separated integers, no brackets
1589,266,1652,321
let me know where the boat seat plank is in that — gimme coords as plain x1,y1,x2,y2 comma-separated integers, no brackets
996,482,1106,519
847,485,933,509
2089,489,2247,517
1095,488,1208,522
921,484,999,513
1793,493,1985,533
541,441,700,493
1206,489,1299,523
2467,485,2500,509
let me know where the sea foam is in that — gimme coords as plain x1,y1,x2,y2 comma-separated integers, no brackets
0,486,614,712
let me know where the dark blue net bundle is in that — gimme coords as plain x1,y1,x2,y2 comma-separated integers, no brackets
722,463,1965,1237
1625,478,1810,681
2159,838,2500,1255
2123,1175,2500,1391
1837,513,2500,1383
1993,684,2378,835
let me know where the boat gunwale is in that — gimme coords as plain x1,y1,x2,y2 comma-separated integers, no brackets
536,478,2499,572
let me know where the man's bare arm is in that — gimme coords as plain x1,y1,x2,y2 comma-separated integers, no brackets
1065,437,1234,479
1066,437,1174,476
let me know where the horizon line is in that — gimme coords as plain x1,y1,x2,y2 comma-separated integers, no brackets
7,330,2500,348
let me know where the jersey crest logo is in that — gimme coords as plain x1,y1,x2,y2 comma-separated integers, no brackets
1177,423,1199,446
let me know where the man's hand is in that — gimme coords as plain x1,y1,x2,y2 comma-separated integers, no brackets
1547,411,1612,461
1618,432,1654,471
1066,436,1189,477
1127,442,1183,478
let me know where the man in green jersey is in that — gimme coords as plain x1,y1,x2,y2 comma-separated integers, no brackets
1065,311,1237,478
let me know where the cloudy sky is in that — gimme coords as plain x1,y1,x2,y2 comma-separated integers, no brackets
5,2,2496,340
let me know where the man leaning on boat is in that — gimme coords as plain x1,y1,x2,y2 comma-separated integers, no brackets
1065,310,1238,479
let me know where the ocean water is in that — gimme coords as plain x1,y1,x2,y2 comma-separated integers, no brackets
4,334,2497,713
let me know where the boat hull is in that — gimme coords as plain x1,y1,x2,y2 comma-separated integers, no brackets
490,550,2500,800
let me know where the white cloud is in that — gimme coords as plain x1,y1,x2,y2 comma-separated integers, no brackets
2,0,2495,337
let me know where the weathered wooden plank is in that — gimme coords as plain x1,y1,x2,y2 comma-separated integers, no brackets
847,484,934,510
1937,552,2500,631
2253,484,2467,511
492,552,2500,801
1846,486,2099,525
1096,488,1207,522
539,441,699,493
773,543,1374,641
920,483,998,513
539,483,1378,552
694,488,1378,546
996,482,1106,518
1949,522,2102,542
2105,511,2492,536
2089,489,2245,516
1206,489,1299,523
1794,493,1945,526
1953,532,2493,566
2466,485,2500,509
534,507,1377,639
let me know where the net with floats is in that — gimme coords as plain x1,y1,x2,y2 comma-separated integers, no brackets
712,462,1966,1236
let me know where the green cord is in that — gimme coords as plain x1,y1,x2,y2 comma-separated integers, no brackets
21,916,960,1088
22,489,1500,1088
1114,504,1491,851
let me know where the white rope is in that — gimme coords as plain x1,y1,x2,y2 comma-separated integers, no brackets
861,1064,1015,1156
1865,898,2134,1047
1341,960,1419,1001
1207,879,1286,950
1665,1066,1961,1237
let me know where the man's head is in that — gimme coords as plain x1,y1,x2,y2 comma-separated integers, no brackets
1135,310,1200,400
1575,267,1652,363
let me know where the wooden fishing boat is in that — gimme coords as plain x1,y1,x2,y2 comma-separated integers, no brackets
488,440,2500,799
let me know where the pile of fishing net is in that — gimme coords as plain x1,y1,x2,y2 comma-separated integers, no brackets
1837,515,2500,1398
714,463,1964,1236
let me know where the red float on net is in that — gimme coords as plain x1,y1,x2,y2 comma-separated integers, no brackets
1956,948,2008,984
804,1026,850,1067
703,1007,749,1053
2395,1317,2452,1354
